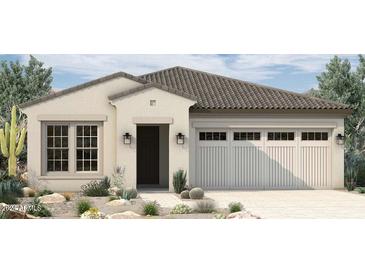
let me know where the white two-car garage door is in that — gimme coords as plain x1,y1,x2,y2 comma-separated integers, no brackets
195,129,332,190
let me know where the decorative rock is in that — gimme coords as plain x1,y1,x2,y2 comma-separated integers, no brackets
180,190,190,199
189,187,204,199
26,214,39,219
22,187,35,197
1,210,36,219
108,187,120,196
106,211,141,219
227,210,260,219
38,193,66,204
106,199,131,206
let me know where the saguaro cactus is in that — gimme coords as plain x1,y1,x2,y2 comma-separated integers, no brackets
0,106,27,176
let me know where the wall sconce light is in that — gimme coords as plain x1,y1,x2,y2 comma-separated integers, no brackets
176,133,185,145
123,132,132,145
336,133,345,145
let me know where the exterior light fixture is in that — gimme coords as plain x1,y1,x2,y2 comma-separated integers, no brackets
123,132,132,145
176,133,185,145
336,133,345,145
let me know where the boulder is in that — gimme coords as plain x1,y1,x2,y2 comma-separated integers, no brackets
106,211,141,219
227,210,260,219
106,199,131,206
1,210,38,219
22,187,35,197
180,190,190,199
38,193,66,204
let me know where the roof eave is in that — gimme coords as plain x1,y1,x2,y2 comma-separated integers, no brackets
189,107,353,116
108,83,197,102
19,71,148,109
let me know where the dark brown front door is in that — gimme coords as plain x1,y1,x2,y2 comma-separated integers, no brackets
137,126,159,185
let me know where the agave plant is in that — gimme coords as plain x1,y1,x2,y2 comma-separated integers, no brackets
173,169,187,194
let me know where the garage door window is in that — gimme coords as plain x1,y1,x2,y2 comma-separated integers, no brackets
301,132,328,141
233,132,261,141
268,132,295,141
199,132,226,141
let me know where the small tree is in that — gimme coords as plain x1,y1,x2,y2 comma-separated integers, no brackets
0,106,27,176
0,55,53,117
0,55,53,170
312,55,365,184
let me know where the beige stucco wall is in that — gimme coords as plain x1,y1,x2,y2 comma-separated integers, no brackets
110,87,196,191
22,76,143,191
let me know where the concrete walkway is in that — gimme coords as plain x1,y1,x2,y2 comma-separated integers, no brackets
140,190,365,218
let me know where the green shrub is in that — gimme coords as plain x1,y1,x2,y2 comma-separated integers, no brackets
0,195,18,204
195,200,216,213
99,176,111,189
356,187,365,194
37,189,54,196
214,213,226,219
120,188,138,200
170,204,192,214
143,201,159,216
27,198,52,217
77,199,92,216
189,187,204,199
345,181,356,191
228,202,243,213
180,190,190,199
173,169,187,194
0,177,23,203
82,177,110,197
0,170,9,181
0,211,10,219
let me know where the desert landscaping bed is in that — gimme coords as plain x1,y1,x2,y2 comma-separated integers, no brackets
1,189,260,219
0,167,260,219
9,192,256,219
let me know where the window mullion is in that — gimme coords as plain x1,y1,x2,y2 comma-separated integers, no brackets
69,123,76,174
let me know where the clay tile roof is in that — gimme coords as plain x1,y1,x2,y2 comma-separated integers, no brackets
20,65,350,113
140,66,350,111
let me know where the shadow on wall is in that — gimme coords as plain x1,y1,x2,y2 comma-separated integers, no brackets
194,140,330,190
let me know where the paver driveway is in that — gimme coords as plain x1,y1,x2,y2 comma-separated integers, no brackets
140,190,365,218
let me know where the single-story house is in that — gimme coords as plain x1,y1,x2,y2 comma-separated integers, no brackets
20,66,351,192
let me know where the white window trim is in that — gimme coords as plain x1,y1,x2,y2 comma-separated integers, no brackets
41,121,103,177
75,124,99,173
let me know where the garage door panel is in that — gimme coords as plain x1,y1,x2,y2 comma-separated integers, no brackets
266,146,298,189
197,146,229,189
195,128,332,190
232,146,263,189
299,146,330,189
